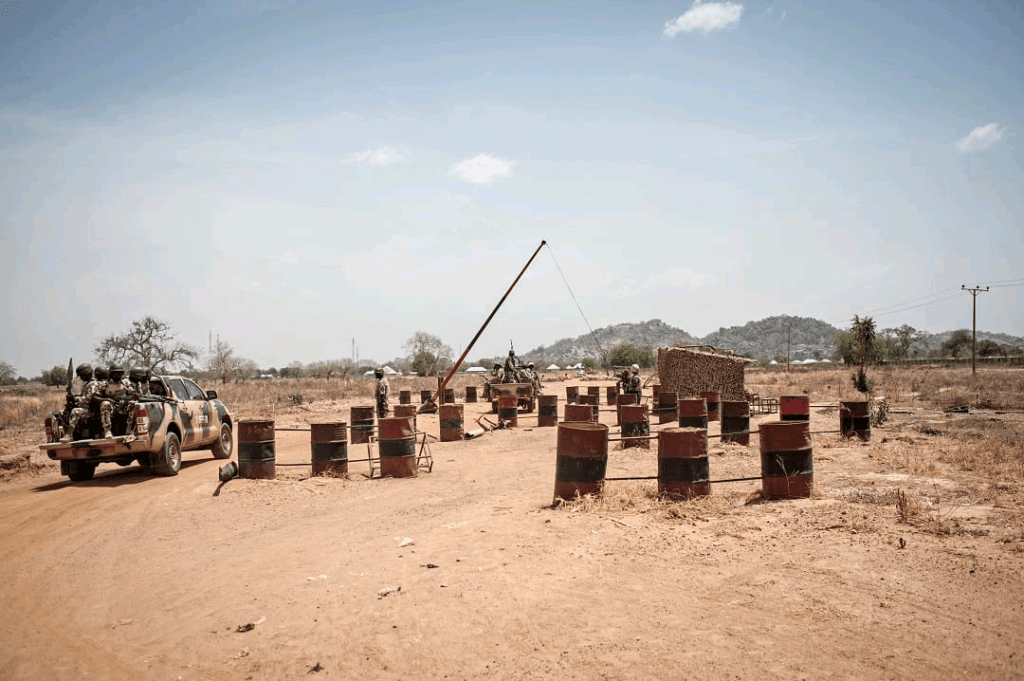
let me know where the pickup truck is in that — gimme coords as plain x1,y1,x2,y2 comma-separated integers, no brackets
40,375,234,483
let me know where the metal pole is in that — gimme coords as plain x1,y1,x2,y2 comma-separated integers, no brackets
962,285,989,375
428,240,547,406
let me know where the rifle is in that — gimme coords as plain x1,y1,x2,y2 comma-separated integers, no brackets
63,357,75,415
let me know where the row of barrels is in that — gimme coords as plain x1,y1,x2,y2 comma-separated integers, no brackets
398,388,478,404
553,420,817,503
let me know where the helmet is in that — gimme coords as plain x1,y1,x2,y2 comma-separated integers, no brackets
631,364,640,372
109,364,125,379
494,363,502,369
76,363,93,380
94,366,110,380
374,369,384,378
129,367,146,382
508,349,515,357
527,362,534,369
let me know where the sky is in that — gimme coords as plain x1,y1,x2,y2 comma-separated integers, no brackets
2,0,1022,376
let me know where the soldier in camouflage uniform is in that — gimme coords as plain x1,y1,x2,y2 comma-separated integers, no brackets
375,368,390,419
62,365,114,441
129,367,151,397
526,362,542,396
627,365,642,399
106,365,134,425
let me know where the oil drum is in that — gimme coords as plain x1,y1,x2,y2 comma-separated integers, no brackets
311,422,348,476
553,422,608,502
378,416,417,478
759,421,813,499
658,427,710,499
238,419,275,480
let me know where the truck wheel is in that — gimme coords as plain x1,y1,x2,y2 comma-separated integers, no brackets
210,423,233,460
153,433,182,476
66,461,97,482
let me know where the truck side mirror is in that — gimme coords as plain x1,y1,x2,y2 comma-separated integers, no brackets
206,389,218,400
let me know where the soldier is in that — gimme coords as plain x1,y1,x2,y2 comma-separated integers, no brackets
503,349,518,383
627,364,642,399
375,368,390,419
106,365,134,424
62,365,113,441
526,362,542,396
618,369,631,398
128,367,151,397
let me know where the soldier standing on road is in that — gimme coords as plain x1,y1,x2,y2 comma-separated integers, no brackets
627,364,642,400
62,365,114,441
375,368,390,419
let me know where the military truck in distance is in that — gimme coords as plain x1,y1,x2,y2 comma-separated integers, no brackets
41,375,234,483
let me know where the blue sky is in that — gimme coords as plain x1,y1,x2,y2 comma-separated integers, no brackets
2,0,1022,375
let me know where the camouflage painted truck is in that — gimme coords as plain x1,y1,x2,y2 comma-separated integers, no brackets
40,374,234,483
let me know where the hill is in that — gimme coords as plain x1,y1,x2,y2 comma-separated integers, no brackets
522,317,1024,365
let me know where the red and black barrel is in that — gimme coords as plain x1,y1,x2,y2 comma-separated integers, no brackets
720,401,750,446
439,404,464,442
538,394,558,427
699,391,720,422
566,386,579,404
759,421,813,499
564,403,597,423
606,385,618,405
620,404,650,449
658,427,710,499
443,388,455,404
553,422,608,502
398,389,411,405
378,416,417,477
840,401,871,441
616,393,638,426
311,422,348,476
238,419,276,480
465,386,478,403
497,395,518,427
393,404,417,433
350,406,376,445
657,390,678,425
678,398,708,430
780,395,810,422
420,389,432,404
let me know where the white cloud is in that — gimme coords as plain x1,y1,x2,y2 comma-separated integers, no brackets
342,146,404,166
664,1,744,36
956,123,1006,153
450,154,514,185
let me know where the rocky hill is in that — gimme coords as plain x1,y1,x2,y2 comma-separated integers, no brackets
522,317,1023,365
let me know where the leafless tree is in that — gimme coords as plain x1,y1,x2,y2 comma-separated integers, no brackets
95,317,199,372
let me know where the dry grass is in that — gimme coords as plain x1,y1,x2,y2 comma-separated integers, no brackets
552,481,744,519
0,386,63,428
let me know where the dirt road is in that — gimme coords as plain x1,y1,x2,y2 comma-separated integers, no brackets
2,380,1022,680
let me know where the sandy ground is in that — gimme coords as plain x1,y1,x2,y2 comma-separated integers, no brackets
1,377,1023,680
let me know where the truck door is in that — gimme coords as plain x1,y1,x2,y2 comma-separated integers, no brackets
166,378,196,445
182,378,213,443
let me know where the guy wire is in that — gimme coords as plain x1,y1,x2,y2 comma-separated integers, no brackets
545,244,606,363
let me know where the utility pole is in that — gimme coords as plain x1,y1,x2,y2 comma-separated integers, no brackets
784,322,794,372
962,285,989,375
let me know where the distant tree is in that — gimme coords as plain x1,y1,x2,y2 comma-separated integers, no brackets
941,330,973,358
832,331,857,366
207,340,254,384
976,340,1002,357
891,324,922,360
580,357,598,370
95,317,199,372
604,343,656,369
39,364,69,387
404,331,452,376
850,315,876,393
0,360,18,386
280,361,305,379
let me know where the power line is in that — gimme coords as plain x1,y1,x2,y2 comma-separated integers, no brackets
545,245,606,362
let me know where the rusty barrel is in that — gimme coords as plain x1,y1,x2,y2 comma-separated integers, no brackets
399,389,411,405
780,395,810,422
497,395,518,427
840,400,871,441
657,391,678,425
606,385,618,405
393,404,417,433
616,393,638,426
566,386,579,404
442,388,455,404
350,406,376,445
482,383,491,401
658,427,710,499
678,398,708,430
377,416,417,478
439,404,464,442
587,386,600,400
553,422,609,502
538,394,558,427
699,391,720,422
620,404,650,449
465,386,478,403
759,421,813,499
578,393,599,407
237,419,276,480
310,422,348,476
420,389,432,404
652,384,661,402
564,403,597,423
720,401,750,445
